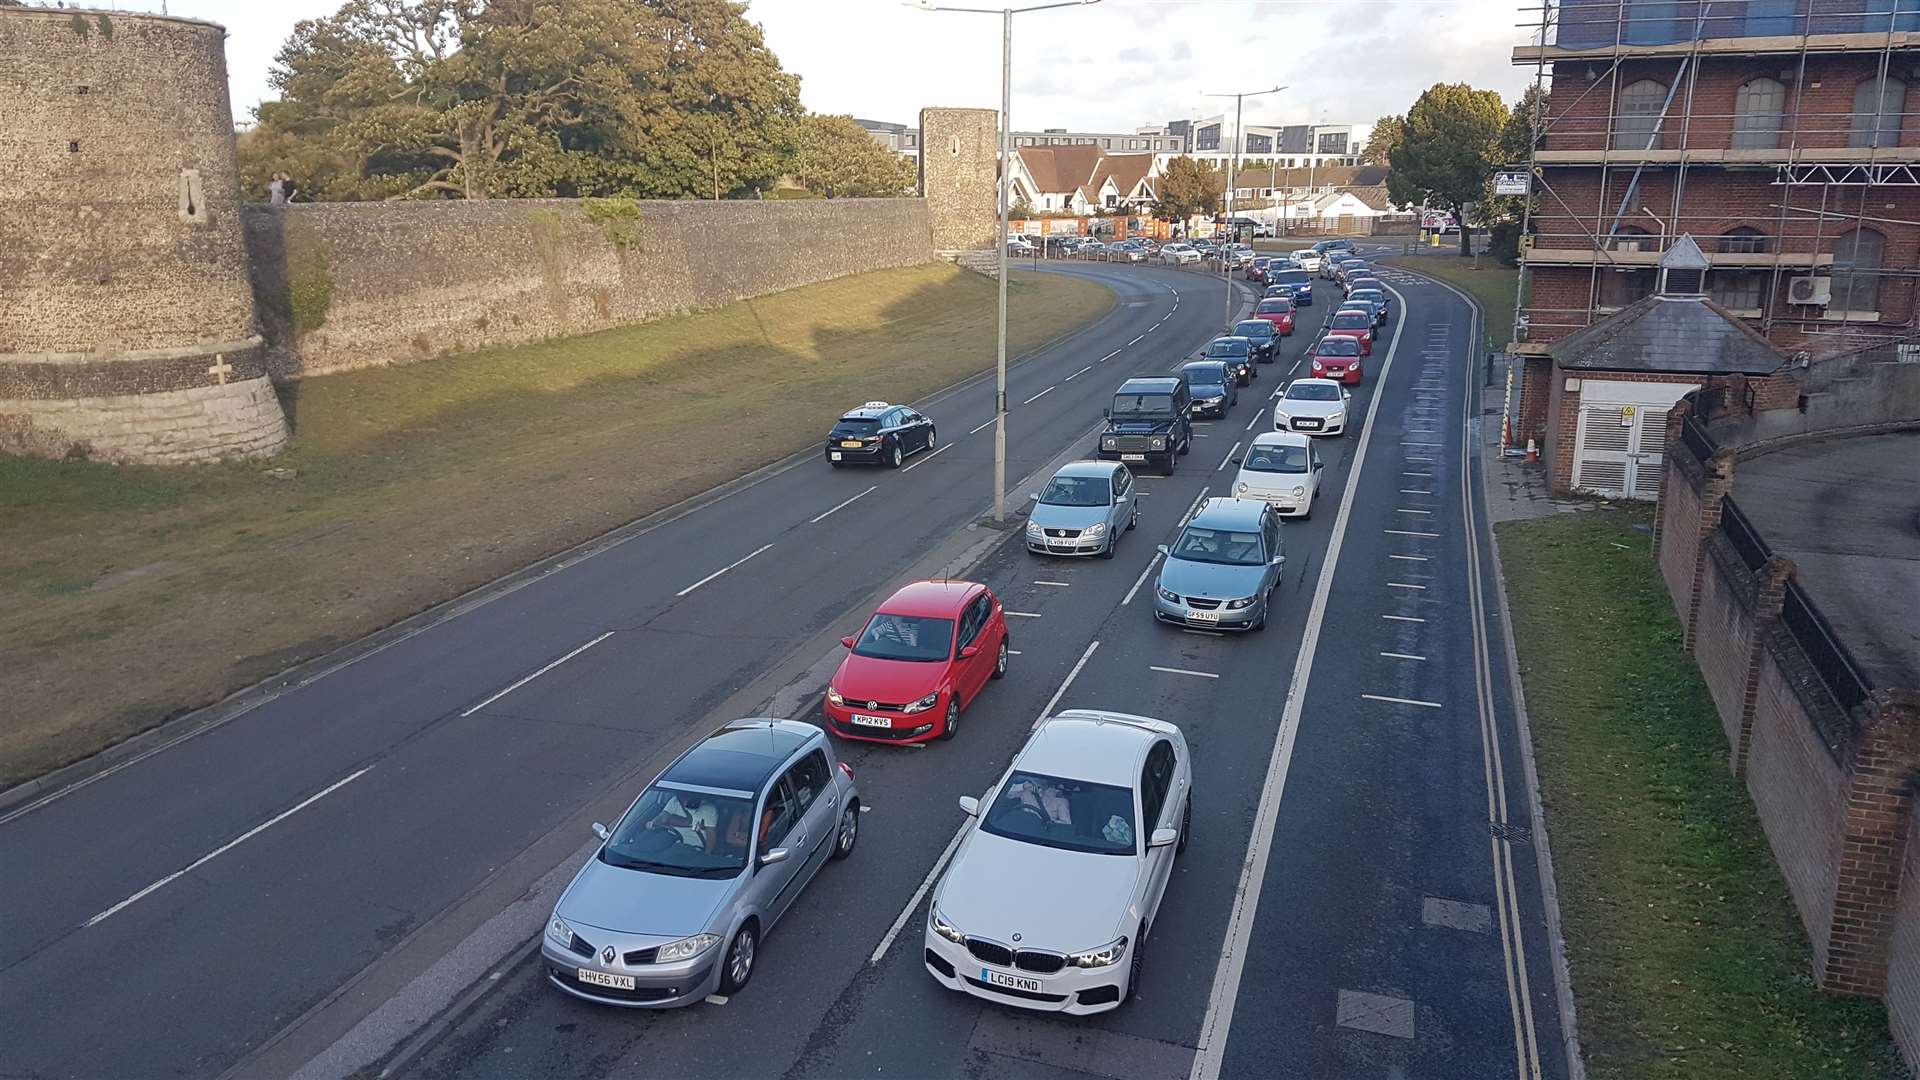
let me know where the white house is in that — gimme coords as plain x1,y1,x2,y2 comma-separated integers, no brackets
1009,146,1159,216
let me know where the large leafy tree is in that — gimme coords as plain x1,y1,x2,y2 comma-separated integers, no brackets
240,0,803,201
1151,156,1221,222
1359,114,1404,167
790,115,916,198
1388,83,1509,255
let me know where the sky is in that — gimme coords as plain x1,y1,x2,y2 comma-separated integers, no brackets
135,0,1534,134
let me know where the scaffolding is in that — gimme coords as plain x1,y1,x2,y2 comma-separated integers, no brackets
1511,0,1920,355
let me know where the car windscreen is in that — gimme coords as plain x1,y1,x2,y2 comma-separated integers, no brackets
1272,270,1310,285
1331,313,1371,330
1207,340,1251,357
1234,321,1275,338
1040,475,1112,507
980,770,1137,856
1316,337,1362,356
1110,393,1174,418
1171,525,1267,566
1255,300,1292,315
1343,264,1371,276
1349,291,1385,305
1287,383,1342,401
852,613,954,662
832,417,881,434
600,786,755,877
1243,443,1309,473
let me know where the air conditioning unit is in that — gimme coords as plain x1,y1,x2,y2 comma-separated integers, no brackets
1789,276,1832,306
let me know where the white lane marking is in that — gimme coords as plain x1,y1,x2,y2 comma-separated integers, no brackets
1022,386,1056,406
969,417,997,435
1064,365,1093,382
1288,359,1303,376
1382,614,1426,623
1362,693,1444,709
1390,554,1430,562
902,444,951,473
1033,580,1071,587
1400,489,1430,495
1244,409,1263,431
1100,349,1121,362
1386,529,1440,538
1216,441,1241,472
1122,553,1163,606
461,631,616,717
1145,324,1159,333
1151,665,1220,680
1189,278,1408,1080
704,994,730,1006
676,543,774,596
1007,650,1023,655
1005,611,1043,619
1396,508,1434,515
809,486,878,524
1388,582,1428,590
1128,334,1145,345
1381,652,1428,661
84,766,372,927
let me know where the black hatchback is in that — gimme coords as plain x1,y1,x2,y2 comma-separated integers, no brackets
1232,319,1280,364
1203,337,1257,386
826,402,936,469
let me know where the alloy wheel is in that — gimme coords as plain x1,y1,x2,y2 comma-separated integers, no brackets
992,640,1008,679
722,925,757,993
937,700,960,741
833,803,858,860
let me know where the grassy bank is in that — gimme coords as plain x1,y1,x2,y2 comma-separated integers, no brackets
0,263,1112,787
1495,508,1904,1079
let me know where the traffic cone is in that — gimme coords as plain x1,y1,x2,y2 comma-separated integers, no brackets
1524,438,1538,464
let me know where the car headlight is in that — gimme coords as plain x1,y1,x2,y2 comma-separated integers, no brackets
1331,412,1345,424
547,916,574,947
1291,486,1306,499
826,686,845,706
1150,437,1166,450
654,933,721,964
1027,519,1044,535
1236,481,1248,494
929,909,967,945
1067,936,1129,968
1156,584,1180,604
901,690,941,715
1226,596,1257,610
1102,436,1117,449
1083,522,1106,537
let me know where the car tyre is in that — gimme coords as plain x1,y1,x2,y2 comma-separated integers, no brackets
1178,432,1191,457
720,922,758,995
937,699,960,741
831,799,859,861
1177,797,1191,854
925,429,937,454
1250,587,1272,632
991,639,1009,680
1099,532,1116,560
886,442,903,469
1127,506,1138,531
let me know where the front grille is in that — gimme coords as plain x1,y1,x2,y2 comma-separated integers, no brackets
1014,949,1066,974
567,933,595,959
963,975,1068,1003
1111,435,1159,452
847,697,909,712
966,938,1014,967
1042,528,1080,539
1183,596,1223,610
622,946,659,965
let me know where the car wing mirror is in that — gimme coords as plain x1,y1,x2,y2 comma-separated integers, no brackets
959,644,980,659
958,795,980,816
1149,827,1180,848
1229,457,1242,466
758,848,790,867
1028,491,1040,501
1313,460,1324,470
1102,407,1110,419
840,635,856,649
592,822,610,840
1271,554,1287,566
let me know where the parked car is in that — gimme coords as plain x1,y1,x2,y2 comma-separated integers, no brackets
1152,497,1287,632
826,401,936,469
1159,243,1201,266
542,719,860,1007
1099,376,1192,475
924,709,1191,1014
1273,377,1351,436
1250,297,1296,337
1232,318,1281,363
1231,431,1323,518
1007,236,1034,257
1324,309,1376,355
1202,337,1256,385
1026,461,1139,560
1107,244,1147,264
1306,334,1366,384
1179,360,1239,419
824,580,1009,743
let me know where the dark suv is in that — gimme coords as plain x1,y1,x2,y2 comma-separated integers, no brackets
1098,377,1192,476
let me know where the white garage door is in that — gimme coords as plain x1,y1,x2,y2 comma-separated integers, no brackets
1571,379,1694,500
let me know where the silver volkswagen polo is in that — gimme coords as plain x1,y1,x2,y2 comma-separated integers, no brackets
1026,461,1139,559
542,719,860,1007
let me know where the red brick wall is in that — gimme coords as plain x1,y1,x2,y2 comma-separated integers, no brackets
1518,356,1553,443
1886,816,1920,1063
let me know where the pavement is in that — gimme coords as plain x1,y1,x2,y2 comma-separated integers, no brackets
0,251,1570,1080
1735,429,1920,689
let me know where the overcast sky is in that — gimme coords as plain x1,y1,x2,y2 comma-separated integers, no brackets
144,0,1532,133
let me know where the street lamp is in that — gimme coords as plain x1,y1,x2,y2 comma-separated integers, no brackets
1203,85,1285,332
909,0,1103,524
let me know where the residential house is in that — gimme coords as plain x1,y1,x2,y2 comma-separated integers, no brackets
1009,146,1159,215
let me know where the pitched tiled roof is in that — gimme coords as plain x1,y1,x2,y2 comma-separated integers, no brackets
1344,185,1393,211
1100,153,1156,197
1016,146,1106,194
1548,294,1787,375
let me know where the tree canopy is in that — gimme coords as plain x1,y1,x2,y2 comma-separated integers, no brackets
240,0,806,201
1387,83,1509,255
790,115,916,199
1151,156,1222,221
1359,115,1404,167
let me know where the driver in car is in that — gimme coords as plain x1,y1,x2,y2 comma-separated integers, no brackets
1007,777,1072,826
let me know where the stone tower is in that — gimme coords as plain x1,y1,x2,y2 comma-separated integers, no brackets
919,108,1000,256
0,7,287,464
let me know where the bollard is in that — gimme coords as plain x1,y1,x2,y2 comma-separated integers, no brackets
1524,438,1538,464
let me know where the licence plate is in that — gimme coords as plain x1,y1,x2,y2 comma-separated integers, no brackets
830,452,843,461
1187,609,1220,622
1297,419,1322,429
577,968,636,990
841,441,863,449
850,713,892,728
982,967,1043,993
1121,454,1147,462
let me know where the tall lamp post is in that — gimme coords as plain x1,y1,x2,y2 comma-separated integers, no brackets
1204,85,1284,332
911,0,1102,524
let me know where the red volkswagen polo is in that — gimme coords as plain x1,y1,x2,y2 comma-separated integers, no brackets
823,580,1009,745
1324,308,1375,355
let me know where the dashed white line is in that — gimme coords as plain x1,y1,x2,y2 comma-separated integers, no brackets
1389,554,1430,562
1386,529,1440,538
1244,409,1263,431
902,444,951,472
1100,349,1121,362
1382,614,1427,623
809,486,878,524
969,417,997,435
1064,365,1093,382
1123,553,1164,606
462,631,616,716
1006,611,1043,619
1381,652,1428,661
1151,665,1220,680
1007,649,1023,655
1033,580,1071,587
1216,441,1241,472
1396,508,1435,515
1388,582,1428,590
1400,488,1429,495
85,766,373,927
1022,386,1055,405
1128,334,1145,345
1362,693,1444,709
676,542,775,596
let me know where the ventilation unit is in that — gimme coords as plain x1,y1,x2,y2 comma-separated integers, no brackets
1788,276,1832,306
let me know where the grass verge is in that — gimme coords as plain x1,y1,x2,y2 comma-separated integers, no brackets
0,263,1112,787
1495,507,1905,1080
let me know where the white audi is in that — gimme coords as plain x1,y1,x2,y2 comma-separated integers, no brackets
923,710,1190,1014
1273,377,1352,437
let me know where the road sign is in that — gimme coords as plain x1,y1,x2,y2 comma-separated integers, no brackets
1493,170,1532,196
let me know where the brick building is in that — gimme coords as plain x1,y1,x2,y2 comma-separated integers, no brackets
1507,0,1920,488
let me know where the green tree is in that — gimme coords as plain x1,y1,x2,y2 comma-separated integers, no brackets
1480,83,1548,263
1388,83,1508,256
789,114,916,198
1359,114,1404,167
1151,156,1221,222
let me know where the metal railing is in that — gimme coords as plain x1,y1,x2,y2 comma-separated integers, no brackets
1719,497,1772,570
1681,411,1718,460
1782,578,1875,716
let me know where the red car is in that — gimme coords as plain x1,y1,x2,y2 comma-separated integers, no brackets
1324,308,1375,355
1307,334,1367,383
1251,297,1296,336
823,580,1008,744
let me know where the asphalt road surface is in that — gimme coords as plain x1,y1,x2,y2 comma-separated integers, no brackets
0,252,1567,1080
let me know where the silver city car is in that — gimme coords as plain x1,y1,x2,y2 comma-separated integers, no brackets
543,719,860,1007
1027,461,1140,559
1151,497,1286,632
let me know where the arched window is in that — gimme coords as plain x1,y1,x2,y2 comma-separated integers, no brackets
1851,77,1907,148
1830,228,1886,314
1599,269,1657,309
1732,78,1787,149
1719,227,1771,254
1709,270,1765,312
1615,80,1669,150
